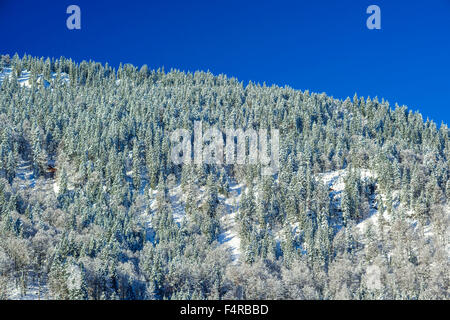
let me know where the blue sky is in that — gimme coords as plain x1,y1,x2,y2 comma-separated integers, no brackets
1,0,449,124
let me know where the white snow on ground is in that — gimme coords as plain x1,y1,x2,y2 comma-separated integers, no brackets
15,158,57,197
9,160,55,299
319,169,450,257
143,184,188,239
141,168,382,264
0,67,69,88
141,180,244,263
16,160,36,189
53,182,60,194
218,183,244,263
18,70,32,87
319,169,347,192
168,184,188,224
7,281,49,300
319,168,379,233
319,168,376,194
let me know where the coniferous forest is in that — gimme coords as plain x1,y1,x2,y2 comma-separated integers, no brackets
0,54,448,300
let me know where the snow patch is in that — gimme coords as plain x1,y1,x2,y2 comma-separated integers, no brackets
218,182,244,263
0,67,69,88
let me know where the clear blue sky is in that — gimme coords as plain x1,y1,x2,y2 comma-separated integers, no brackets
1,0,449,125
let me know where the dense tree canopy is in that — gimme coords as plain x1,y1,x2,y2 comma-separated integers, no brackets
0,54,448,300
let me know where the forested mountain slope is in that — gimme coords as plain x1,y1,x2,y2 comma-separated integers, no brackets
0,54,448,300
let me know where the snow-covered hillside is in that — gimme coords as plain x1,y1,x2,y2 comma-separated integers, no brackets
320,168,449,257
142,181,244,263
1,55,448,300
218,183,244,262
